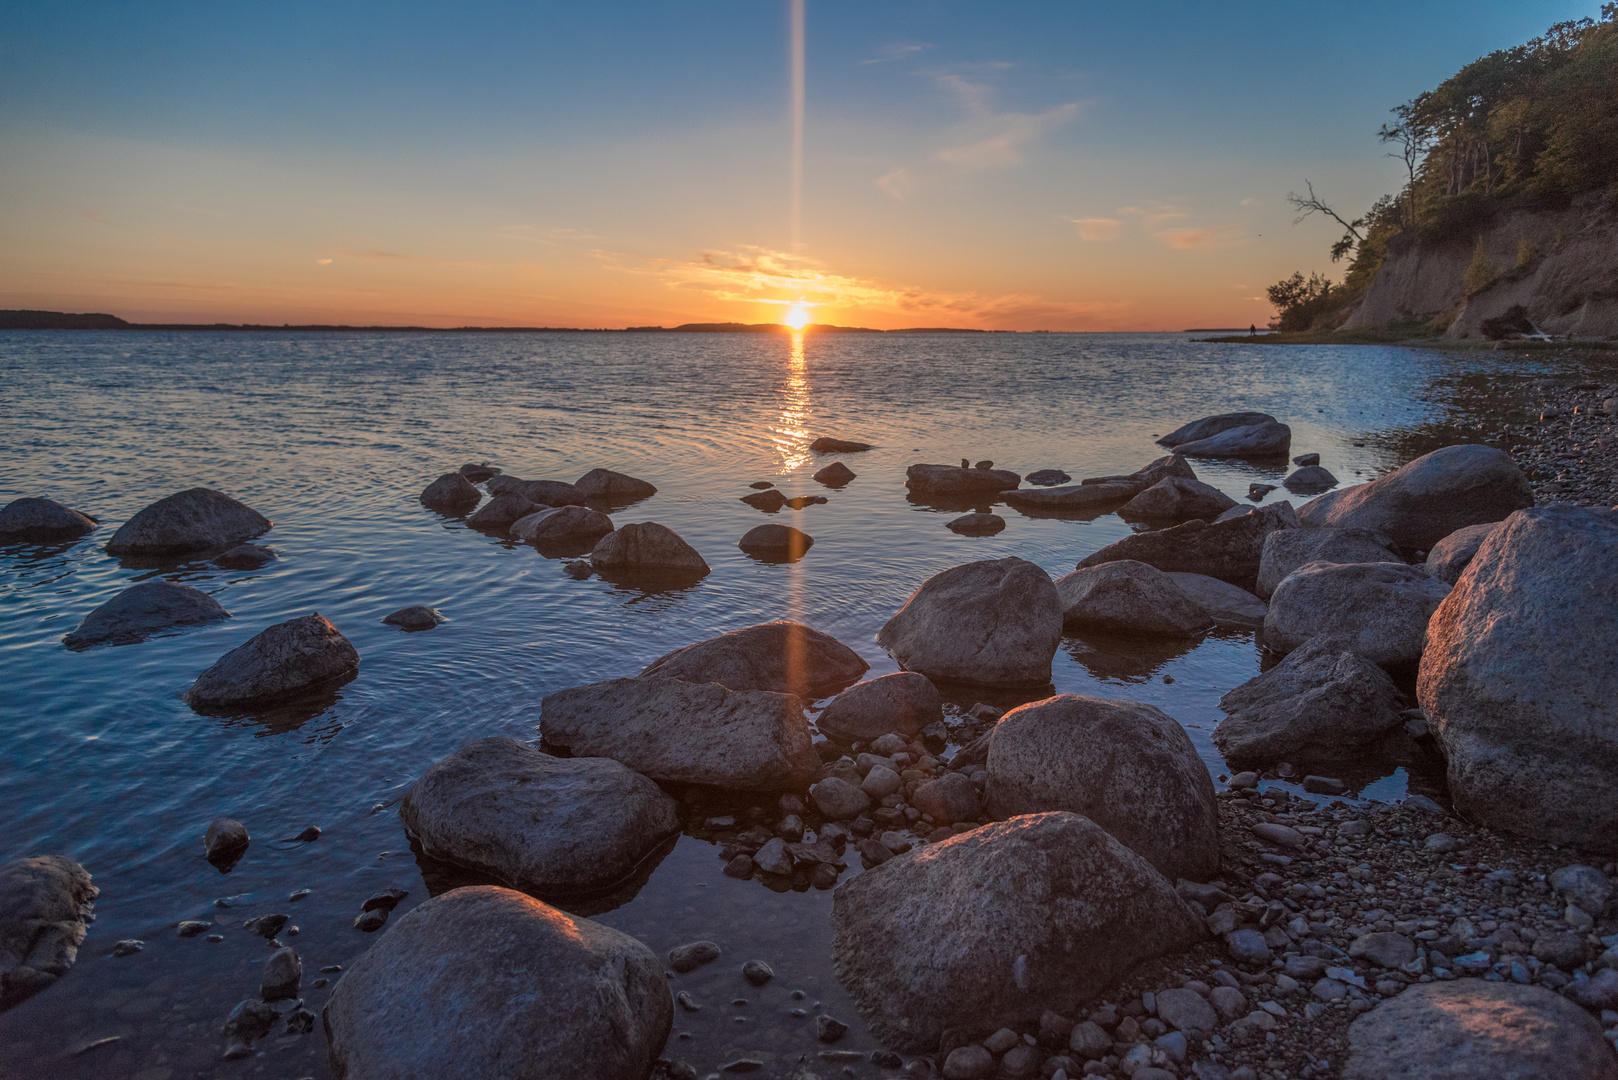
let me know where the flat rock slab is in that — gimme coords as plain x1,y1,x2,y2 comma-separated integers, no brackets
0,855,98,1009
640,621,867,697
324,886,672,1080
1165,572,1266,629
540,677,819,791
1157,412,1276,448
1077,502,1297,590
1173,421,1291,459
906,464,1022,496
947,512,1005,535
1343,978,1618,1080
382,606,443,630
105,488,271,556
810,437,872,453
1002,482,1136,511
400,737,679,897
63,580,230,649
186,613,358,709
0,498,97,539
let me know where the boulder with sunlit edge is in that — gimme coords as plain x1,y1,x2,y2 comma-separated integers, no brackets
877,557,1061,688
511,505,614,546
738,523,813,561
185,613,358,708
640,620,866,696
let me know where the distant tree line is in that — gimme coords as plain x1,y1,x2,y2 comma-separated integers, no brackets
1266,4,1617,331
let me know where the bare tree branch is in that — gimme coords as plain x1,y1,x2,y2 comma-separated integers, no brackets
1286,180,1365,242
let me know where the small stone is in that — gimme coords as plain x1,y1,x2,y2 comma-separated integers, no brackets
204,818,250,865
983,1027,1020,1053
222,998,279,1042
1423,833,1461,852
856,838,892,866
1226,928,1272,965
260,946,301,1001
669,941,721,973
677,991,700,1012
1301,775,1347,796
723,855,755,879
1250,822,1306,849
111,939,143,957
753,838,794,876
816,1014,849,1043
243,913,287,939
810,863,840,889
177,920,209,937
1209,985,1248,1022
361,888,408,912
284,1007,315,1034
354,908,388,932
742,960,774,986
942,1045,994,1080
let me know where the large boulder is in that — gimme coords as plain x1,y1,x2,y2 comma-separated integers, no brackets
400,738,679,898
1423,522,1499,585
1214,637,1405,766
1418,506,1618,847
63,580,230,649
1264,562,1451,667
539,678,818,791
1076,502,1298,590
1256,526,1402,599
105,488,271,556
1165,573,1266,630
589,522,709,576
1157,412,1276,448
467,493,543,527
876,558,1062,688
1118,478,1237,523
1173,421,1291,459
419,473,481,514
324,886,672,1080
906,464,1022,496
0,498,97,539
830,812,1204,1052
985,696,1220,881
0,855,98,1009
1296,444,1533,552
185,613,358,708
640,621,867,697
816,672,942,744
1342,979,1618,1080
573,469,656,502
511,505,614,546
1054,561,1213,637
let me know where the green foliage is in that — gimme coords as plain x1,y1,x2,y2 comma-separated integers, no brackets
1266,271,1338,331
1463,239,1498,295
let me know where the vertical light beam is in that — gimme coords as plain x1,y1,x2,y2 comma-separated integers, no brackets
789,0,805,250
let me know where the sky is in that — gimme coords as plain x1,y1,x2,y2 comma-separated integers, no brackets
0,1,1604,330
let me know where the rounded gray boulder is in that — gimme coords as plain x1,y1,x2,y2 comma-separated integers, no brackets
817,672,942,744
1264,562,1451,667
1423,522,1498,584
185,613,358,708
105,488,270,556
985,694,1220,881
511,505,614,545
1165,572,1266,630
1118,477,1237,522
573,468,656,502
738,522,813,560
1054,561,1213,637
400,737,679,897
589,522,709,576
324,886,672,1080
419,472,481,514
640,621,867,697
467,493,543,528
0,497,97,539
1173,420,1291,459
63,580,230,649
1157,412,1276,448
0,855,98,1009
1256,526,1401,600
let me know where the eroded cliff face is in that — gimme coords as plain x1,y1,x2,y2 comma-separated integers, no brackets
1343,196,1618,340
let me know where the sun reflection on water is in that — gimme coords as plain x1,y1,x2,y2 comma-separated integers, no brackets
772,329,812,473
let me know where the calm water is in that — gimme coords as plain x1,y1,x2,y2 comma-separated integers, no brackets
0,330,1535,1077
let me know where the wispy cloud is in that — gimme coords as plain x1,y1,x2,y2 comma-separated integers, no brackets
863,42,931,64
500,225,599,244
1156,226,1247,250
1070,217,1122,242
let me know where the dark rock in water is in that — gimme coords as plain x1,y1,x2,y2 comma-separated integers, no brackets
742,960,774,986
669,941,721,973
1423,522,1499,585
223,998,279,1043
354,909,388,932
63,580,230,649
738,523,813,561
261,946,301,1001
974,460,994,471
813,462,856,486
0,498,97,539
282,826,321,843
1283,465,1338,493
1302,775,1346,795
458,463,500,482
1164,572,1266,630
381,605,444,630
906,464,1021,496
324,887,672,1080
214,543,276,570
1118,477,1237,523
590,522,709,576
520,479,588,507
106,488,271,556
877,557,1061,689
817,672,942,744
1025,469,1070,486
749,481,774,490
830,813,1203,1052
784,495,827,510
911,773,980,823
641,621,867,696
810,437,872,453
1248,483,1276,501
741,490,788,511
511,505,614,546
1076,501,1297,590
1293,453,1321,467
243,913,288,939
1297,444,1534,551
363,890,409,914
563,560,592,579
0,855,98,1009
1265,562,1450,667
540,678,819,791
466,493,542,528
947,512,1005,535
418,473,481,514
484,473,528,496
283,1007,315,1034
185,613,359,709
1053,561,1212,637
1080,454,1197,494
574,468,657,502
1420,505,1618,847
1256,526,1400,600
1157,412,1276,448
816,1014,848,1043
1214,637,1405,766
986,695,1220,882
1174,420,1292,459
204,818,250,869
1002,482,1136,512
810,778,871,820
400,737,680,897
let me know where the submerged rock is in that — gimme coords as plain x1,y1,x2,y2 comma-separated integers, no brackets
1157,412,1277,448
1079,454,1198,494
203,818,250,867
876,557,1062,688
816,672,942,744
106,488,271,556
1419,505,1618,847
466,493,543,528
419,473,481,514
400,737,679,897
906,464,1021,496
324,886,671,1080
573,468,656,502
1024,469,1071,486
63,580,230,649
985,695,1220,881
0,855,98,1009
1118,477,1237,523
830,813,1203,1052
1173,420,1292,459
185,613,359,708
1164,572,1266,629
1283,465,1339,493
1423,522,1499,585
0,498,97,539
381,606,443,630
1001,482,1137,511
1264,561,1450,667
261,946,301,1002
813,461,856,486
1214,637,1405,766
457,462,500,482
1054,561,1212,637
213,543,276,570
1296,444,1534,552
741,489,788,511
511,505,614,545
1077,501,1298,590
1255,526,1401,600
540,677,818,791
640,621,867,697
520,479,589,507
589,522,709,576
738,523,813,560
810,437,872,453
947,512,1005,535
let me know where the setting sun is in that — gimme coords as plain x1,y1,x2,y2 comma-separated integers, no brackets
784,304,810,330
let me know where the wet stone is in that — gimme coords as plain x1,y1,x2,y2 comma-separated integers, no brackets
669,941,721,973
742,960,774,986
